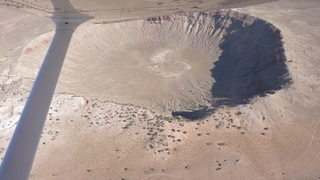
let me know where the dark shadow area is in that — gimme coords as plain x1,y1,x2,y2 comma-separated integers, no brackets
172,13,291,120
172,107,213,120
211,18,290,106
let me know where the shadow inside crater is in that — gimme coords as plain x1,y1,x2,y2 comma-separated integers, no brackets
172,14,291,120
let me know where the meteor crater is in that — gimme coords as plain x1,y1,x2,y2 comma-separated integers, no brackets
18,10,290,119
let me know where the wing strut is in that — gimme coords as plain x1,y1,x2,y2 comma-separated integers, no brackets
0,19,83,180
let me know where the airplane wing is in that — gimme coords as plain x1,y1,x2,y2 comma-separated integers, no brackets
1,0,277,23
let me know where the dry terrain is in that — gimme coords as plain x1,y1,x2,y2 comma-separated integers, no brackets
0,0,320,179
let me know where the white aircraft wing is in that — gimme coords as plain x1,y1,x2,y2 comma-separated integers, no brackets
1,0,276,23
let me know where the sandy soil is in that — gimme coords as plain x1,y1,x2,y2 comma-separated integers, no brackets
0,0,320,179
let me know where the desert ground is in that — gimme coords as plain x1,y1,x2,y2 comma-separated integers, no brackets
0,0,320,179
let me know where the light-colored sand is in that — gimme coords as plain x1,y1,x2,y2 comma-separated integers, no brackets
1,0,320,179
